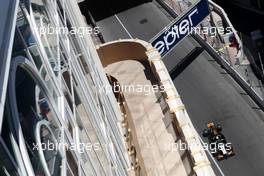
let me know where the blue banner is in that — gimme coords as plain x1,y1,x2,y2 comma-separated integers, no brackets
151,0,210,57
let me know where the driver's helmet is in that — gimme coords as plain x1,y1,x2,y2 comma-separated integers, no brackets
207,122,214,129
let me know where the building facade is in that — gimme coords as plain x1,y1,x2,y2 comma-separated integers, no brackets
0,0,130,175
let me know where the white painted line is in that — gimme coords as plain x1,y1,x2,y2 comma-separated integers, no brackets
198,136,226,176
114,14,133,39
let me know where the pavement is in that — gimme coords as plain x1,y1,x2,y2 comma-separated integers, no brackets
94,1,264,176
105,60,190,176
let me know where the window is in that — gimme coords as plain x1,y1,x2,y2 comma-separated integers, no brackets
7,57,64,176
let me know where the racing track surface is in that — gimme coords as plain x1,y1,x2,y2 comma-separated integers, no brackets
88,1,264,175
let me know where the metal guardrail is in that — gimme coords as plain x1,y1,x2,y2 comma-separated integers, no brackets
156,0,264,111
193,34,264,109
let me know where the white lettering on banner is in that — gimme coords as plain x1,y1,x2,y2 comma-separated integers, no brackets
153,8,199,55
188,8,198,26
155,41,165,54
179,19,189,34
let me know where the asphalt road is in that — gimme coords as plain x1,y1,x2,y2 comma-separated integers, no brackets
95,2,264,175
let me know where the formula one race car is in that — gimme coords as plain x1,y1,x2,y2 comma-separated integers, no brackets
202,123,235,161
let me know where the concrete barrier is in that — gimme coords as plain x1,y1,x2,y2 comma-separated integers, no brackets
97,39,216,175
147,49,216,176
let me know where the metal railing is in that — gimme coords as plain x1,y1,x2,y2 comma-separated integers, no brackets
159,0,264,107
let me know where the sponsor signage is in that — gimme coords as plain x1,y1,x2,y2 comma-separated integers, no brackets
151,0,210,57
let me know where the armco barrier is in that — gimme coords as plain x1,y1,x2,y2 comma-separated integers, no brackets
192,34,264,110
